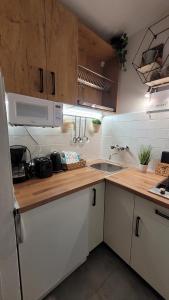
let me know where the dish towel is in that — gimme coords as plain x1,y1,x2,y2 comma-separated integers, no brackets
61,151,80,164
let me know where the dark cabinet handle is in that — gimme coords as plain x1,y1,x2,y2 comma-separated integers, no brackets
155,209,169,221
135,216,141,237
51,72,55,95
39,68,44,93
92,188,96,206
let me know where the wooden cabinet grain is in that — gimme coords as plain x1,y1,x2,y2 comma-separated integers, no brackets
45,0,78,103
0,0,117,108
78,22,118,110
0,0,77,103
0,0,47,99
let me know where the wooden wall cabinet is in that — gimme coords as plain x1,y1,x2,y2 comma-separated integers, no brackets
0,0,117,109
45,0,78,103
78,22,118,111
0,0,47,99
0,0,78,104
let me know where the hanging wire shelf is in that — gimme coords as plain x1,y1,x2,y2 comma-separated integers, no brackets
77,65,113,92
132,15,169,89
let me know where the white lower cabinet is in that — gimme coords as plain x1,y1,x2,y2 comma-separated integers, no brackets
89,182,105,252
104,183,135,264
18,180,169,300
131,196,169,300
18,189,90,300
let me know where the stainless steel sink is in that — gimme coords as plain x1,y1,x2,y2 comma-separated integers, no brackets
90,162,124,173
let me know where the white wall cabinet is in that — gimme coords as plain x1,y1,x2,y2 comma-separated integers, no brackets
18,189,90,300
89,182,105,252
131,196,169,300
104,183,135,264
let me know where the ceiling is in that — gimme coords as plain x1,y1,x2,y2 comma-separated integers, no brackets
60,0,169,40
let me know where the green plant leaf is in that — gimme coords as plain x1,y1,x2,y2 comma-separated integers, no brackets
92,119,102,125
138,145,152,165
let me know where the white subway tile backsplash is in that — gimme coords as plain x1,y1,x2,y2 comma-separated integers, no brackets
102,111,169,170
8,117,102,160
8,110,169,169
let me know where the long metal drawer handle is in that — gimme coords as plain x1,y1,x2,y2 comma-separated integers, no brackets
155,209,169,221
135,216,141,237
51,71,55,95
92,188,96,206
39,68,44,93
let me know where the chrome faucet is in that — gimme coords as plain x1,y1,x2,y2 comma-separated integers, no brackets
109,145,129,160
110,144,129,151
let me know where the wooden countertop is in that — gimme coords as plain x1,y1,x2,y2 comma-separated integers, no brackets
107,168,169,209
14,167,105,213
14,161,169,213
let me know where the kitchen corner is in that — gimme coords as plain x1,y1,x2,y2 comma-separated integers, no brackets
1,1,169,300
14,159,169,214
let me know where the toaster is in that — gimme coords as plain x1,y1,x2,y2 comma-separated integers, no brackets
33,157,53,178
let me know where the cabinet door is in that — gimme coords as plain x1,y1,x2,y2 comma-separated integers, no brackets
45,0,78,103
78,22,118,110
89,182,105,252
0,0,47,99
131,196,169,300
104,183,135,264
18,189,90,300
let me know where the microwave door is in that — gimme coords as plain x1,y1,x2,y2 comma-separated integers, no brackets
7,93,54,127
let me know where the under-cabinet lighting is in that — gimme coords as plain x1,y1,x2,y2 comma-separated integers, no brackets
63,104,102,119
145,87,152,98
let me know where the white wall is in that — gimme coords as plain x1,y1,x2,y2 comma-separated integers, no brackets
8,117,102,161
117,29,148,113
117,14,169,113
110,18,169,169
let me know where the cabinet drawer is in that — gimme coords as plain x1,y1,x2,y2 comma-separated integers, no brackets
134,196,169,228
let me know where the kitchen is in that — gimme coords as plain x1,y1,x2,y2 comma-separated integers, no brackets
1,1,169,300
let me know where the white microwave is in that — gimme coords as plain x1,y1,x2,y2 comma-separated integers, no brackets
6,93,63,127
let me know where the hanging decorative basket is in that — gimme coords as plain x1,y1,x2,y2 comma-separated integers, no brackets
132,15,169,90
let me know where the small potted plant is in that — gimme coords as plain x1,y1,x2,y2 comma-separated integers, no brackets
92,119,102,133
138,145,152,173
110,32,128,71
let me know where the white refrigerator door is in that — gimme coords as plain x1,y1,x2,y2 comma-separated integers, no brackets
0,74,21,300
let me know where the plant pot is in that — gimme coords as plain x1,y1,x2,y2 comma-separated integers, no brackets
92,123,101,133
139,164,148,173
61,121,73,133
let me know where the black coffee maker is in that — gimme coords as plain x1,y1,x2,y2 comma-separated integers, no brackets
10,145,31,183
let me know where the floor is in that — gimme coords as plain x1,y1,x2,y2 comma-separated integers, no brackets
44,243,163,300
